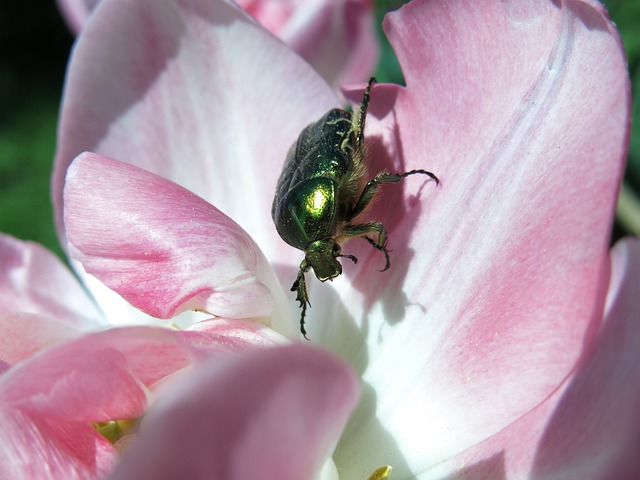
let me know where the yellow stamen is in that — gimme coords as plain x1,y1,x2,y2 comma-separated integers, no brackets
367,465,392,480
93,418,138,445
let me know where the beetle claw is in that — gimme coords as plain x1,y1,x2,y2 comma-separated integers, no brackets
362,236,391,271
339,253,358,264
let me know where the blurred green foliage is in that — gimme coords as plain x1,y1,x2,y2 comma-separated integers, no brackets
608,0,640,186
0,0,638,260
0,3,72,258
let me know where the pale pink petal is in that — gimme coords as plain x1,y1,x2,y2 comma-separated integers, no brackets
110,344,359,480
0,233,104,328
0,325,187,479
182,317,286,360
239,0,379,87
0,326,188,421
421,237,640,479
60,0,378,86
324,0,630,475
53,0,338,267
0,320,285,478
55,0,99,34
0,403,115,480
0,313,81,366
64,153,288,327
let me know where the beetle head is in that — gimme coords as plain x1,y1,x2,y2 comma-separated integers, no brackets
305,239,342,282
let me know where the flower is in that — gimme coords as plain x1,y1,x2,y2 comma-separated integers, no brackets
0,314,340,479
47,0,640,477
0,234,292,478
109,342,359,479
99,240,640,479
54,0,378,87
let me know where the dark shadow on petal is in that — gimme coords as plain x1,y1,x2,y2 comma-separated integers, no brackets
334,382,414,478
566,0,610,32
342,100,439,330
271,256,416,477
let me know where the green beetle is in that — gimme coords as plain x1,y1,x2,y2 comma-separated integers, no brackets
272,78,439,339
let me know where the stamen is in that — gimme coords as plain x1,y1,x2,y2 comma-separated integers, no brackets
93,418,138,445
367,465,392,480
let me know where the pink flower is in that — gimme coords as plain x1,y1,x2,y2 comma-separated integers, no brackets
0,317,349,478
45,0,640,477
0,234,298,477
54,0,378,87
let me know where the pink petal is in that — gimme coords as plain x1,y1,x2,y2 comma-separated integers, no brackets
0,318,285,477
328,0,630,475
0,313,81,366
61,0,378,87
0,326,189,422
423,237,640,479
181,318,286,360
64,153,286,325
110,344,359,479
53,0,338,267
0,234,103,328
240,0,379,87
55,0,99,34
0,403,115,480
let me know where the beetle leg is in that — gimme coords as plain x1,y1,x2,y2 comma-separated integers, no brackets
291,260,312,340
342,221,391,272
338,252,358,264
348,169,440,221
362,236,391,271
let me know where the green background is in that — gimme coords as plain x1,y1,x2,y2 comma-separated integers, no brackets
1,1,638,261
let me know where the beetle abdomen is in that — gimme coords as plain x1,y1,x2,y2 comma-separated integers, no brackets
273,177,338,250
272,108,358,250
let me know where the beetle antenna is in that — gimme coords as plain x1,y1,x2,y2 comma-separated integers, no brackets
355,77,376,147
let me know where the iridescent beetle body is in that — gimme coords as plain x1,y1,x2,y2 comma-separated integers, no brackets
272,78,438,338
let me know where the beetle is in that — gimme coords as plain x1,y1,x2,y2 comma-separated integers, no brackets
272,78,439,339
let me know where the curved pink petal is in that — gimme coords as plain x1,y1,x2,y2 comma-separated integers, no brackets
181,318,286,360
0,234,104,328
0,319,288,478
55,0,99,34
109,344,359,479
0,326,189,422
421,237,640,479
59,0,378,87
327,0,630,475
240,0,379,87
64,153,288,326
0,324,196,479
53,0,339,268
0,313,82,366
0,403,114,480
